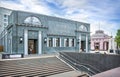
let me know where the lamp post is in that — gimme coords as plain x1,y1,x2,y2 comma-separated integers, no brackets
19,37,23,44
44,37,47,44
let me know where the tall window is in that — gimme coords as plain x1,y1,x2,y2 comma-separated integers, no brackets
72,39,74,47
49,38,53,47
56,38,60,47
65,38,69,47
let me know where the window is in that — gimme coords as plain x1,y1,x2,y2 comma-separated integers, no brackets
72,39,74,47
4,19,7,22
79,25,87,31
64,38,69,47
49,38,53,47
56,38,60,47
4,23,7,27
24,16,41,25
4,14,7,18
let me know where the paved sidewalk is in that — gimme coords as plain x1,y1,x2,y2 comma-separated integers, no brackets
92,67,120,77
47,70,88,77
0,54,57,61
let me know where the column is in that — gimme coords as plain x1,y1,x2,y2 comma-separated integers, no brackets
47,37,49,47
102,41,104,50
86,34,88,52
109,38,111,50
113,39,116,53
79,34,81,52
53,38,56,47
74,38,76,47
60,38,62,47
100,41,103,51
64,39,66,47
54,38,56,47
111,38,113,49
24,30,28,55
38,31,42,54
104,42,106,50
5,34,7,52
10,33,12,54
69,38,72,47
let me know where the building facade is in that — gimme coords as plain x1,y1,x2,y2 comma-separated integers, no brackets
91,30,117,52
0,7,12,33
1,9,90,55
0,7,12,52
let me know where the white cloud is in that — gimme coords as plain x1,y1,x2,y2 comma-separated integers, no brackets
64,13,89,22
0,0,52,15
0,1,25,10
62,0,87,9
90,21,120,37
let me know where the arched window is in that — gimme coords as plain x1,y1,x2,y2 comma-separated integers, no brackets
79,25,87,31
24,16,41,25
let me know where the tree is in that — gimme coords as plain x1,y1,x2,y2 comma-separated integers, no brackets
115,29,120,48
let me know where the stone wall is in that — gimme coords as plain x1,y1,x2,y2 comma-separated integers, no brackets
60,52,120,72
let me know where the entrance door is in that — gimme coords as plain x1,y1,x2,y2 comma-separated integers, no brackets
95,46,99,50
28,39,38,54
106,42,109,50
95,43,100,50
81,41,86,52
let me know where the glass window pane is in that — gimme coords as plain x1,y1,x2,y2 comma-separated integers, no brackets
79,25,87,31
24,16,41,25
49,38,53,47
56,38,60,47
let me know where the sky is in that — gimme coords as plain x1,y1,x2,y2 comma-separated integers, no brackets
0,0,120,37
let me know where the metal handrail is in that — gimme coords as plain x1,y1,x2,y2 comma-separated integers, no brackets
75,63,96,74
62,52,101,72
59,52,101,74
60,54,95,75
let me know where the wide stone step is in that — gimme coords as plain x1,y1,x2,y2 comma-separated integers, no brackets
0,57,73,76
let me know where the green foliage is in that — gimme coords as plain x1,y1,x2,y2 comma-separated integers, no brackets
115,29,120,47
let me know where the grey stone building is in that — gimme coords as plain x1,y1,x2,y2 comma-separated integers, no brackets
0,7,12,33
2,10,90,55
0,7,12,52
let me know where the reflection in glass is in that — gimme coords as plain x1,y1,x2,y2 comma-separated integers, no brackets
24,16,41,25
79,25,87,31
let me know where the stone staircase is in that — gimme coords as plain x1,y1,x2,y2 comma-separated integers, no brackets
0,57,73,76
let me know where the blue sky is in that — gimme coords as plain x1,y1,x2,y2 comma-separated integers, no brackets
0,0,120,37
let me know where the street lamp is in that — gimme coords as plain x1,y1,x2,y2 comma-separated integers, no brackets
44,37,47,44
19,37,23,43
